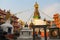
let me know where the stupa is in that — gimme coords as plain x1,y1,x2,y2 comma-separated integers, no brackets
1,11,14,34
17,22,33,40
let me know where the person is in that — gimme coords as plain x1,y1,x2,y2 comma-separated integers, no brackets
0,26,3,40
0,31,9,40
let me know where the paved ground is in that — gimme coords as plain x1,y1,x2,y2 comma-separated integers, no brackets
17,37,60,40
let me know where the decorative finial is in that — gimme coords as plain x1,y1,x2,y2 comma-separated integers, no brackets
34,1,39,8
6,10,11,20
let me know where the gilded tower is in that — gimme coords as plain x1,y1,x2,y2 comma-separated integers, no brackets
33,2,41,19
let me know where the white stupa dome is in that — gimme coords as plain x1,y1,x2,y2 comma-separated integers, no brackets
32,19,46,25
1,19,13,28
1,19,13,34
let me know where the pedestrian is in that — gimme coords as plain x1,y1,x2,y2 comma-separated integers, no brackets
0,31,9,40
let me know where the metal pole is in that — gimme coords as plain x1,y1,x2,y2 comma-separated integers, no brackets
33,28,35,40
44,27,47,40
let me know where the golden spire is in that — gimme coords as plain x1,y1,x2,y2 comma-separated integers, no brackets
33,2,41,19
34,2,39,8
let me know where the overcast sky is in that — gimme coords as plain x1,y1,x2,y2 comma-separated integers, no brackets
0,0,60,22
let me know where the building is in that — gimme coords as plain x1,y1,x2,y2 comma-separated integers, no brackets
0,9,20,32
11,15,20,31
29,2,46,28
53,13,60,28
0,9,6,25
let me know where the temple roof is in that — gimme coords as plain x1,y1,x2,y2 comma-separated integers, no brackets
0,9,6,15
